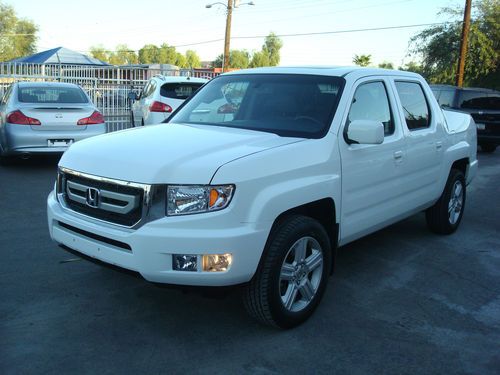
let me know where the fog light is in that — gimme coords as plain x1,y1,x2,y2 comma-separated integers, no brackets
202,254,232,272
172,254,198,272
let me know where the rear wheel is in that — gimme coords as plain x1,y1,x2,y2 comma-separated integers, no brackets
243,215,331,328
426,169,466,234
480,143,496,153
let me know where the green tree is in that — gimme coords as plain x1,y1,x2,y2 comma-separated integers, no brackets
249,50,269,67
409,0,499,87
109,44,138,65
0,2,38,61
213,49,250,69
399,61,425,75
262,32,283,66
378,61,394,69
138,44,159,64
89,45,109,63
353,54,372,67
175,52,187,68
158,43,177,64
185,50,201,68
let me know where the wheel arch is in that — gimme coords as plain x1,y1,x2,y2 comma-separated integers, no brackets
263,198,338,275
451,157,469,178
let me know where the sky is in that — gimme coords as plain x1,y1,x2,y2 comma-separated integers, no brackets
8,0,462,67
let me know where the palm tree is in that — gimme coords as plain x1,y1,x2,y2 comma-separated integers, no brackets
353,54,372,67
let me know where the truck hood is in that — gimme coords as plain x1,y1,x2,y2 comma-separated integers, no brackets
59,123,303,184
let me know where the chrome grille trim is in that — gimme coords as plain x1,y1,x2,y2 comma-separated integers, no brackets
57,167,156,229
66,180,140,214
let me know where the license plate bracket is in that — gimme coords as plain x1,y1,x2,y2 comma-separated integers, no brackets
48,139,74,147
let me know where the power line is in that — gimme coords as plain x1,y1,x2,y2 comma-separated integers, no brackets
173,21,457,47
37,21,457,54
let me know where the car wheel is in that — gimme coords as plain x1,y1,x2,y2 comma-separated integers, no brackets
480,143,496,153
243,215,331,328
426,169,466,235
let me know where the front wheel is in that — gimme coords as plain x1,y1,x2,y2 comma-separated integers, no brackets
426,169,466,234
243,215,331,328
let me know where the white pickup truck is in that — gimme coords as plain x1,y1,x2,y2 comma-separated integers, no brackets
47,67,477,328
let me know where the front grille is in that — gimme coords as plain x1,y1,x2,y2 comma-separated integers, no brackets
59,169,146,227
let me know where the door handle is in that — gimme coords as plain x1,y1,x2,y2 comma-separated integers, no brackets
394,150,403,160
436,141,443,151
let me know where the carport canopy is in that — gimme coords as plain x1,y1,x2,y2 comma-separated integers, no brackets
9,47,110,66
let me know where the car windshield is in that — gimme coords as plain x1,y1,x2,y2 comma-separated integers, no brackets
459,91,500,110
169,74,345,138
18,86,89,104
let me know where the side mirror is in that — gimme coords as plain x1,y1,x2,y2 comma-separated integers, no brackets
128,91,138,101
347,120,384,144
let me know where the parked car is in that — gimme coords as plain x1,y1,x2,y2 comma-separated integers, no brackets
130,75,207,126
0,82,106,163
430,84,500,152
48,67,477,328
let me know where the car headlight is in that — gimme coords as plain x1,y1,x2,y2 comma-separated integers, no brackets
167,185,235,216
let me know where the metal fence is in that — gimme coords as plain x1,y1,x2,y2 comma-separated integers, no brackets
0,63,219,132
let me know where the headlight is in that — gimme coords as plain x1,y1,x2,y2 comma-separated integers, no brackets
167,185,235,216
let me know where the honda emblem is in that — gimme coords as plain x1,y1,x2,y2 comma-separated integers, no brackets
86,187,100,208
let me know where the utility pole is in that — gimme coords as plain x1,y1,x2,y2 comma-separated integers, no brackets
223,0,233,73
455,0,472,87
206,1,254,72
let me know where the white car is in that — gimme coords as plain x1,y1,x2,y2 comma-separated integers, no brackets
130,75,207,126
48,67,477,328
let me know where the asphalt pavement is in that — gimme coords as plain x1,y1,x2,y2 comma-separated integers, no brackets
1,151,499,375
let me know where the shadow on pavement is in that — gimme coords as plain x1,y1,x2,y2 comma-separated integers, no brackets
1,154,62,169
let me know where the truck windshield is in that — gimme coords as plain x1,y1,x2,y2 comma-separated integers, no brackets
169,74,345,138
459,91,500,110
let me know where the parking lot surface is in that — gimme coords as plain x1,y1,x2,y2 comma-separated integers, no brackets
1,151,499,375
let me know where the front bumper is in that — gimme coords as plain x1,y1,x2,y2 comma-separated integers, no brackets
47,190,269,286
1,123,106,155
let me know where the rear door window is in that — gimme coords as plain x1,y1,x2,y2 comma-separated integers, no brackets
395,81,431,130
161,83,204,100
18,86,88,104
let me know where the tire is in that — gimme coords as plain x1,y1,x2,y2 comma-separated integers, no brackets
426,169,466,235
243,215,331,329
480,143,496,153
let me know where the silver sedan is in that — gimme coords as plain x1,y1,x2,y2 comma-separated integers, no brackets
0,82,106,163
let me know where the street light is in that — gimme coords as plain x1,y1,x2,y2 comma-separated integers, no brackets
206,0,255,72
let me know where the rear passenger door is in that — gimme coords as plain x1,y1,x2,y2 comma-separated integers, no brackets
392,80,445,211
339,77,407,244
